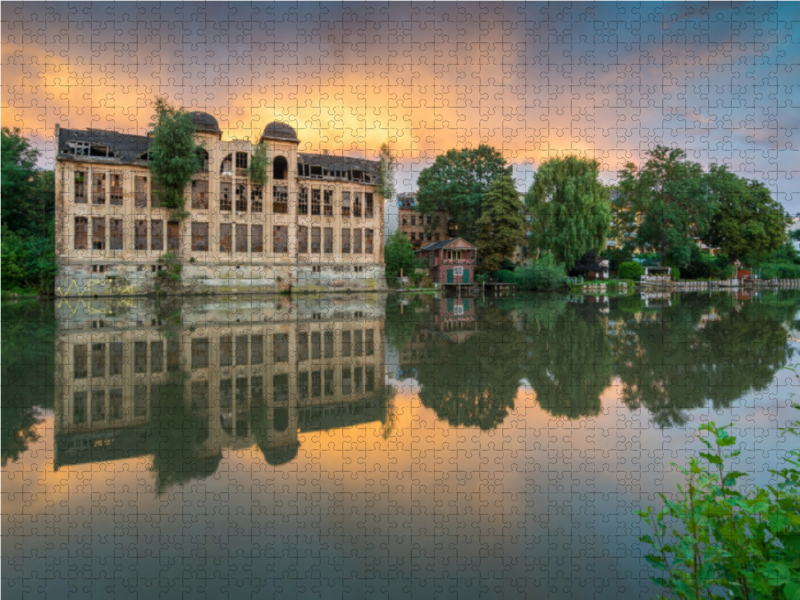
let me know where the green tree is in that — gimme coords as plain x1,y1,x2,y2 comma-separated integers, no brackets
378,143,396,200
2,127,40,234
416,145,512,243
148,97,203,220
526,156,612,271
704,164,789,263
474,174,527,273
616,146,714,267
248,142,269,187
385,230,420,280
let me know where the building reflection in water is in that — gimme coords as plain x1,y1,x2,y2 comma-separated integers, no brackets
54,295,390,486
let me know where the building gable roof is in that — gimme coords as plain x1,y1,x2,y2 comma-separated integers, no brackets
57,127,151,165
416,237,477,252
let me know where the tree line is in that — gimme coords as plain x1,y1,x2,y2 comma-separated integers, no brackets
387,143,792,286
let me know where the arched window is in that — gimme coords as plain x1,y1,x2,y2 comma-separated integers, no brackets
220,153,233,175
273,156,288,180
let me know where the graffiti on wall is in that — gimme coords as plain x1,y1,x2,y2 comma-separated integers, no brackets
56,278,135,298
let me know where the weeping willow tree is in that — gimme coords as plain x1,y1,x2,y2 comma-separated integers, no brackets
148,97,203,221
525,156,611,272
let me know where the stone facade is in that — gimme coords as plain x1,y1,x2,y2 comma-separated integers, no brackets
54,115,386,297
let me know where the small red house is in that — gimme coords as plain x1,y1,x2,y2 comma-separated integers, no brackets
416,238,477,285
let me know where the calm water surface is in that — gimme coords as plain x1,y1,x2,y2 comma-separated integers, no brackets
3,291,800,600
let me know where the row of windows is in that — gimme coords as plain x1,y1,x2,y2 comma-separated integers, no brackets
401,215,436,227
73,218,376,255
407,231,441,243
73,172,376,218
72,330,376,379
69,364,377,428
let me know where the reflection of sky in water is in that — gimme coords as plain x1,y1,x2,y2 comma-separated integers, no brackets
4,292,800,600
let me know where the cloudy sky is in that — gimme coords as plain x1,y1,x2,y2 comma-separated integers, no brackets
3,1,799,209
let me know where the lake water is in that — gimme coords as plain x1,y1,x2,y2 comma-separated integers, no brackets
3,291,800,600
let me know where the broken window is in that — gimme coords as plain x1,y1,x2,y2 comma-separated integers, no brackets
110,174,123,205
365,229,374,254
151,220,164,251
251,225,263,253
251,186,263,213
298,187,308,215
75,171,87,203
135,176,148,208
341,192,351,217
324,190,333,216
311,227,321,254
110,219,123,250
220,223,232,252
273,186,288,214
273,156,288,180
353,193,362,218
273,334,289,362
92,218,106,250
220,182,232,211
67,141,116,157
197,148,209,172
92,173,106,205
235,224,247,252
298,226,309,254
168,221,180,251
192,179,208,209
273,226,288,253
236,184,247,212
310,165,323,178
135,220,147,251
192,223,209,251
74,217,88,250
353,229,362,254
341,228,351,253
220,153,233,175
235,152,248,177
365,193,373,218
311,189,321,216
324,227,334,254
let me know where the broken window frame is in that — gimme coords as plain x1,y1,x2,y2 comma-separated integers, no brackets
235,184,248,212
135,220,147,251
150,220,164,251
219,223,232,253
251,225,263,253
251,186,263,213
365,193,373,218
110,174,123,206
110,219,124,250
92,173,106,205
273,186,288,214
298,226,309,254
341,192,351,217
324,190,333,217
75,171,87,203
74,217,88,250
220,182,232,212
311,227,321,254
311,189,321,216
298,187,308,215
235,224,247,253
192,179,209,210
92,217,106,250
273,225,288,253
135,176,148,208
192,222,209,252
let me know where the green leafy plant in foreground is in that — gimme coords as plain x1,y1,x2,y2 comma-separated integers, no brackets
639,406,800,600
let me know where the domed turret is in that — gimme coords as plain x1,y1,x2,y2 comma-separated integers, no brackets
261,121,299,143
190,111,222,136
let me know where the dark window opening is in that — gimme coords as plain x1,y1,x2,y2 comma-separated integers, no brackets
273,156,288,180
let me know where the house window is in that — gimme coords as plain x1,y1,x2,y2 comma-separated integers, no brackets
92,218,106,250
454,266,464,276
273,225,288,253
75,171,87,203
411,216,416,226
235,151,248,177
402,217,407,226
324,190,333,216
192,179,208,209
110,174,123,205
151,220,164,251
311,189,321,215
341,192,351,217
353,229,362,254
365,229,374,254
92,173,106,205
220,223,232,252
341,228,351,253
324,227,333,254
251,186,263,213
311,227,321,254
434,233,440,241
365,193,373,218
273,333,289,362
168,222,180,251
273,186,288,214
110,219,123,250
235,224,247,252
220,182,232,211
236,184,247,212
135,220,147,250
191,223,209,251
353,193,362,218
298,188,308,215
74,217,88,250
298,226,309,253
135,176,148,208
251,225,263,253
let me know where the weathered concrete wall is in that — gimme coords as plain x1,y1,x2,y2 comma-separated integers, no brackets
55,261,387,297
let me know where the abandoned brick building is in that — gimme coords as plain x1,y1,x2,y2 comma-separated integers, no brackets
54,114,386,296
396,192,455,250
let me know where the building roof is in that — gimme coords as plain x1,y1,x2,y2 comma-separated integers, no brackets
416,238,477,252
190,111,222,135
56,127,151,165
261,121,299,143
298,152,381,177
